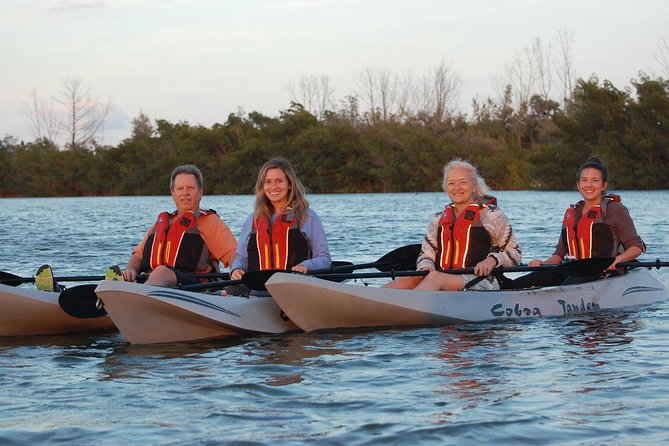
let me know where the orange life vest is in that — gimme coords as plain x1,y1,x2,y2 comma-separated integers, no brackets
140,210,216,273
436,200,494,269
562,195,621,259
247,209,310,271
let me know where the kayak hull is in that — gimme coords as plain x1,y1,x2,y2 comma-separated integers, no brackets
265,268,669,332
95,280,298,344
0,283,116,336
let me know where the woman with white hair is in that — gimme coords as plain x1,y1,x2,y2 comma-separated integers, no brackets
385,159,521,291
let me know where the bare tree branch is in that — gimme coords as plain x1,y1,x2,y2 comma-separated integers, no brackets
394,70,417,121
554,28,576,110
288,74,335,119
374,68,397,122
655,26,669,77
353,66,379,122
532,37,553,100
54,76,110,149
418,60,462,125
505,47,535,110
22,89,60,143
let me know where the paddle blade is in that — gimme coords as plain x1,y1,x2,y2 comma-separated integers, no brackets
58,284,108,318
376,244,421,272
35,264,57,292
0,271,25,287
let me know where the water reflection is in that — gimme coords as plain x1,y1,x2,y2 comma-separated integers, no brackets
95,335,256,381
427,324,522,422
562,311,640,355
249,332,347,365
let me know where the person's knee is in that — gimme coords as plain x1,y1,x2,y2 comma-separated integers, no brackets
150,265,170,275
146,266,176,286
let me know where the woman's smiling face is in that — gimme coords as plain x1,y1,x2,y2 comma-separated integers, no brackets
263,167,291,211
577,167,607,203
445,166,475,209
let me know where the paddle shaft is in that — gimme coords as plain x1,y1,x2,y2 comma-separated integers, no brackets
0,271,230,285
180,279,243,291
179,261,356,292
302,258,615,281
180,248,420,293
55,243,417,292
177,262,359,291
618,260,669,269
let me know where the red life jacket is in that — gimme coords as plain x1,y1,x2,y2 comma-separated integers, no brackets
247,209,310,271
140,210,216,273
436,199,494,269
562,194,621,259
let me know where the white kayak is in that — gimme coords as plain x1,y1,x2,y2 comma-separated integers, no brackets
265,268,669,332
95,280,298,344
0,283,116,336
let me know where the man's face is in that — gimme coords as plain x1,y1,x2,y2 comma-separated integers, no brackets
171,173,202,213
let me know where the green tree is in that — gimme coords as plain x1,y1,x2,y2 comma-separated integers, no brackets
623,74,669,188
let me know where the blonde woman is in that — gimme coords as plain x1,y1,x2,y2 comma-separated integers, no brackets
230,157,331,283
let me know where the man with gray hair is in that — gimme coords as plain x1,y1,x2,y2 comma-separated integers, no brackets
122,164,237,287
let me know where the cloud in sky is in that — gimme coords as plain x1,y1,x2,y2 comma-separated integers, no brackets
2,0,668,145
49,0,106,12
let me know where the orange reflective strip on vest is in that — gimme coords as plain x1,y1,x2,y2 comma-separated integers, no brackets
259,235,269,270
281,225,291,269
274,242,280,269
155,241,163,266
453,236,461,267
461,224,473,265
440,239,451,269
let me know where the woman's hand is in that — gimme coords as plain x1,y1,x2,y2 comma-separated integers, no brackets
607,247,642,270
531,255,562,267
474,256,497,276
221,269,245,296
291,264,308,274
607,257,620,270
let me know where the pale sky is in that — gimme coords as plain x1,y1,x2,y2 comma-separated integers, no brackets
2,0,668,146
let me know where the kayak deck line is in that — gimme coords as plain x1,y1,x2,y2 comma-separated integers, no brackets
148,289,243,318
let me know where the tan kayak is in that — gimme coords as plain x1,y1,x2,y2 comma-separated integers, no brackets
265,268,669,332
95,280,298,344
0,283,116,336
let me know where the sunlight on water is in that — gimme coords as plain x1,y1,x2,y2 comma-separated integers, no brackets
1,191,668,445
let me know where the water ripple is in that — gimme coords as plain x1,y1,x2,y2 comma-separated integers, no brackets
1,193,669,444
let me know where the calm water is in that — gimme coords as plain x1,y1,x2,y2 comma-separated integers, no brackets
1,191,669,445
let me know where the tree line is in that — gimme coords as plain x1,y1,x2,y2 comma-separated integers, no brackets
1,72,668,197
